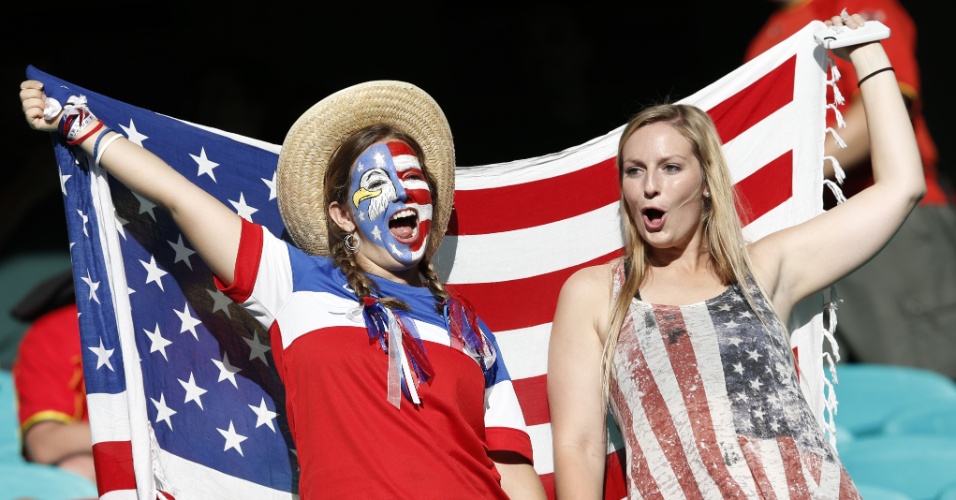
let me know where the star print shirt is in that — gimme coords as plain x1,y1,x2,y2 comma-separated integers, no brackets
608,260,860,499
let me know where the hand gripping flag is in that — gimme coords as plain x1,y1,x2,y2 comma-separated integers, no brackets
29,19,835,500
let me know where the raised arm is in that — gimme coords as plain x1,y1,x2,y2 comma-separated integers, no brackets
750,13,926,318
548,265,613,499
20,80,242,285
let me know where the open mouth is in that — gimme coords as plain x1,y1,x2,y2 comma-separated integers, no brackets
389,208,420,242
642,208,664,224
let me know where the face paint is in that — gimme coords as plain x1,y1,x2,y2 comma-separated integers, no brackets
349,142,433,266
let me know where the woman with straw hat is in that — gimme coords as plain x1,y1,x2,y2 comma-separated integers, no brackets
19,79,546,499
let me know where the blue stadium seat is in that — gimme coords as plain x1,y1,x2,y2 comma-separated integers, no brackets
827,363,956,436
839,435,956,500
0,461,98,500
0,369,98,498
0,369,21,463
856,483,912,500
883,400,956,438
937,480,956,500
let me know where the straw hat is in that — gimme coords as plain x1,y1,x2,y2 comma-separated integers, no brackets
277,80,455,257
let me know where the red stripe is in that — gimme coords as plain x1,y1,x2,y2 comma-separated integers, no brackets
539,472,554,500
734,151,794,225
609,362,662,498
603,450,628,500
93,440,137,495
777,436,812,498
447,248,622,332
512,375,550,426
655,306,748,498
448,158,619,236
708,55,797,145
738,436,776,498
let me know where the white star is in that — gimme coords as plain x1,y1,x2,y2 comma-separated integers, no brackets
120,120,148,146
144,323,173,361
168,234,196,270
88,338,115,371
207,288,233,319
174,301,203,340
723,320,740,329
753,408,766,420
389,242,404,257
59,167,71,195
262,172,277,200
81,270,100,304
77,209,89,237
733,362,745,375
371,225,383,241
150,393,177,430
727,336,743,347
373,151,386,167
178,373,208,410
217,421,248,456
749,378,764,391
132,192,158,221
212,352,241,388
191,147,219,181
114,209,128,240
229,193,258,222
747,349,762,361
248,397,278,432
244,332,271,366
140,255,168,291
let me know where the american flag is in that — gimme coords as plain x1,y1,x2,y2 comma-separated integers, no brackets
29,20,830,500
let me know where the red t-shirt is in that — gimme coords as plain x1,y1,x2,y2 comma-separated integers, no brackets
219,220,533,498
745,0,950,207
13,303,88,438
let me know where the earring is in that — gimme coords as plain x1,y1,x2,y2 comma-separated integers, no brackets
344,233,361,253
703,189,710,198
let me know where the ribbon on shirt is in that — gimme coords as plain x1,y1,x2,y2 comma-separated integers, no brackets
361,296,434,409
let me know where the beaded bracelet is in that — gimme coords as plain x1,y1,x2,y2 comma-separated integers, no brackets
857,66,894,87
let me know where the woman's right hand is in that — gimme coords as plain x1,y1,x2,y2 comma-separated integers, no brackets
19,80,61,133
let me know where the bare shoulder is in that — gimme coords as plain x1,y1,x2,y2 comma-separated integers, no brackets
562,262,615,298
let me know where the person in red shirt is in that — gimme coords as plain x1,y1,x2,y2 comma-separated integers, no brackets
11,270,96,486
746,0,956,379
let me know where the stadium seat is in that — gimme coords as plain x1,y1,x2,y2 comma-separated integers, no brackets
827,363,956,436
856,483,913,500
0,369,20,463
882,400,956,438
937,480,956,500
839,435,956,500
0,461,98,499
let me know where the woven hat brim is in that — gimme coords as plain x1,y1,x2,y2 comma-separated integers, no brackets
277,80,455,258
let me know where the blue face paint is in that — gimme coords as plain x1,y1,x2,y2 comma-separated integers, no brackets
349,142,433,266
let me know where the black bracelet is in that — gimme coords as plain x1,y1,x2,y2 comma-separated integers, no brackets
857,66,895,87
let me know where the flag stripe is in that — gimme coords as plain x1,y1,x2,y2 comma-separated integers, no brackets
709,55,797,144
735,151,795,226
447,248,622,332
448,158,619,236
92,440,137,494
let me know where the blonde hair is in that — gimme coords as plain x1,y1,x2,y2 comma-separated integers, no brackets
602,103,770,397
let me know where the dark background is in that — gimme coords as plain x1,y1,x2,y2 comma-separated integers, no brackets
2,2,950,260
